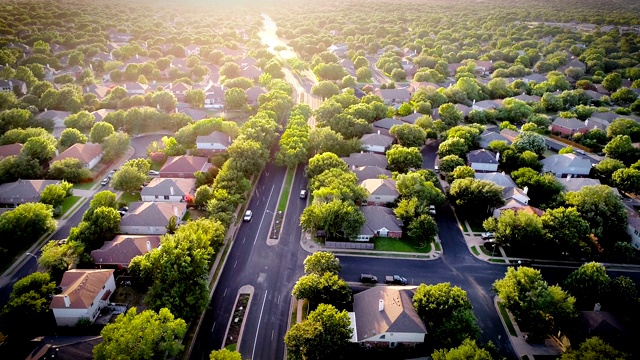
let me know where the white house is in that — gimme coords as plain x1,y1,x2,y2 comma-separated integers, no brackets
359,178,398,205
120,201,187,235
360,132,394,154
350,286,427,346
195,131,232,152
49,269,116,327
141,178,196,202
50,143,104,170
466,149,499,172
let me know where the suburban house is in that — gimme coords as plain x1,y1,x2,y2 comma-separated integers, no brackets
479,130,511,149
502,186,530,205
560,177,602,193
625,204,640,249
355,206,403,241
349,286,427,346
178,108,209,121
185,44,201,56
342,153,389,168
499,129,520,143
360,132,394,153
580,310,629,351
360,178,398,205
399,112,423,125
91,235,161,268
467,149,499,172
159,155,212,178
37,110,71,138
141,177,196,202
0,143,23,160
25,336,102,360
0,179,61,206
0,79,27,94
202,84,225,109
49,269,116,327
493,199,543,218
373,89,411,107
120,201,187,235
327,43,348,57
584,118,609,131
84,84,110,101
196,131,232,152
165,82,192,100
551,117,589,136
432,104,472,120
90,109,115,122
245,86,266,106
523,73,547,83
372,118,405,136
240,65,261,80
472,99,502,111
50,143,104,170
476,172,529,204
541,154,592,178
122,82,149,95
352,165,392,183
510,94,541,103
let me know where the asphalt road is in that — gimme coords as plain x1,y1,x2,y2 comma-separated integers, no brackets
191,162,309,360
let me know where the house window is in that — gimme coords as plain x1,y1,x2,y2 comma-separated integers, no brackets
155,195,159,199
374,196,381,199
164,195,170,200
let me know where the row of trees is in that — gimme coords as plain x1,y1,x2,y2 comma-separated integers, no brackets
275,104,311,168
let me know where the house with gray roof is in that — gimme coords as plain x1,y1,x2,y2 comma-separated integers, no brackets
523,73,547,83
0,179,61,206
0,143,23,160
399,112,423,125
373,89,411,107
352,166,392,183
120,201,186,235
560,177,602,193
584,117,609,131
141,178,196,202
355,206,403,241
479,130,511,149
467,149,499,172
245,86,266,106
510,94,541,103
349,286,427,345
551,117,589,136
196,131,232,152
360,132,394,154
472,99,502,111
475,172,529,204
360,178,398,205
342,153,388,168
178,108,209,121
541,154,592,178
372,118,405,136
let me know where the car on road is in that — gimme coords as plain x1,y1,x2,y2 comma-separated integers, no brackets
385,275,407,285
101,178,109,186
360,274,378,284
481,232,495,240
428,205,436,215
434,165,439,173
108,170,116,178
243,210,253,221
148,170,159,176
300,189,307,199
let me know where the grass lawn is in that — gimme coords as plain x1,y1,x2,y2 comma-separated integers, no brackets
542,149,557,158
479,244,495,257
467,218,485,233
150,161,163,171
301,299,309,321
73,182,94,190
58,195,81,218
373,237,432,253
490,258,506,263
471,246,480,256
435,242,442,251
498,301,517,336
118,192,141,204
460,221,469,232
277,167,295,212
224,344,237,352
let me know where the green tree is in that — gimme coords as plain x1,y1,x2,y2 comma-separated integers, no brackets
541,207,593,259
390,123,427,148
0,272,56,339
513,131,546,155
38,239,83,280
386,145,422,173
306,152,348,180
564,262,611,309
560,337,626,360
90,122,115,144
22,136,56,165
593,157,626,183
40,181,72,209
63,111,94,132
300,199,365,240
210,349,242,360
224,88,248,111
408,214,438,244
438,138,468,158
47,158,92,183
607,119,640,142
58,128,87,148
219,62,241,79
0,203,56,250
102,132,130,162
439,155,465,173
448,178,504,219
559,146,574,154
438,103,463,127
151,91,177,112
284,304,352,360
612,167,640,194
111,165,147,194
451,165,475,180
511,168,564,209
303,251,341,275
185,89,206,108
484,210,544,254
396,172,446,206
432,339,493,360
93,308,186,360
227,138,268,177
602,73,623,92
292,272,352,308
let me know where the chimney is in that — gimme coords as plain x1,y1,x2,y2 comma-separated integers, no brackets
170,186,174,196
351,165,356,170
377,129,380,135
523,186,528,194
146,240,152,252
228,136,232,144
63,295,71,308
496,152,500,161
378,299,384,311
594,303,601,312
566,174,572,181
584,120,589,126
173,206,179,218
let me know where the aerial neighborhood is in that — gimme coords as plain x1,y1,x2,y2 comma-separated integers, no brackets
0,0,639,359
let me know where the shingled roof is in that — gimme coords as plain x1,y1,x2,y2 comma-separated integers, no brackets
50,269,114,309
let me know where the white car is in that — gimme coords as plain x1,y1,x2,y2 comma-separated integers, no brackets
243,210,253,221
481,232,495,240
148,170,160,176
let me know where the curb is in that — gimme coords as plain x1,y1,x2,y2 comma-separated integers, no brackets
267,166,295,246
222,285,254,350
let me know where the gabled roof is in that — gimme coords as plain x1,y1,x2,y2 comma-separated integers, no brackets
502,187,530,203
499,129,520,142
341,153,388,168
26,336,102,360
560,177,601,193
375,89,411,101
177,108,209,121
52,143,103,165
0,179,60,204
91,109,115,122
360,133,394,147
372,118,405,130
196,131,232,146
120,201,186,227
353,286,427,341
510,94,541,103
352,166,392,183
552,117,587,130
360,206,402,236
141,177,196,197
359,178,398,197
541,154,592,174
122,82,149,92
84,84,110,99
245,86,265,103
497,199,543,216
160,155,211,175
37,110,71,121
0,143,23,159
399,112,423,124
479,131,511,149
473,99,501,109
467,149,498,164
524,73,547,83
50,269,114,309
91,235,161,267
475,172,515,188
240,65,261,78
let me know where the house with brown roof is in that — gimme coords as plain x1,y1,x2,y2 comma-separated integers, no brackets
551,117,589,136
90,109,115,123
493,199,543,218
165,82,192,100
245,86,266,106
360,178,398,205
0,143,23,160
0,179,61,206
84,84,110,100
49,269,116,327
240,65,261,80
178,108,209,121
159,155,211,178
50,143,104,170
120,201,186,235
500,129,520,142
141,177,196,202
91,235,161,268
349,286,427,346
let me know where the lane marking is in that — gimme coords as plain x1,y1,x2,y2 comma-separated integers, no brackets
211,321,216,332
223,288,227,297
251,290,268,360
254,185,275,245
234,260,237,268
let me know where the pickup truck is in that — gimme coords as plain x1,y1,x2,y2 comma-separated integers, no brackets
385,275,408,285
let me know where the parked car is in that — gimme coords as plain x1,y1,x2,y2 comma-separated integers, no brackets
481,232,495,240
243,210,253,221
434,165,439,173
118,206,129,212
428,205,436,215
148,170,159,176
385,275,408,285
360,274,378,284
108,170,116,178
101,178,109,186
300,189,307,199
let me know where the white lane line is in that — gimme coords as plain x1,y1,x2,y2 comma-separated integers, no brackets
254,185,275,245
234,260,237,268
223,288,227,297
211,321,216,332
251,290,268,360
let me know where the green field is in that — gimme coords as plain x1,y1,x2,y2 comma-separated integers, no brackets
373,238,432,253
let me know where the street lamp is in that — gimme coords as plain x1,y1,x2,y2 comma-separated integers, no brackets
25,252,38,259
266,209,275,215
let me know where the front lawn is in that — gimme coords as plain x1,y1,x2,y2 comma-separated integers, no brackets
59,195,81,218
73,182,94,190
118,192,141,204
373,237,432,253
497,301,517,336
